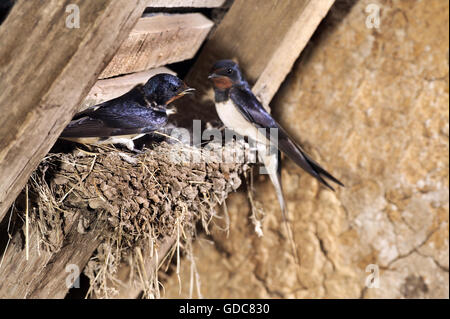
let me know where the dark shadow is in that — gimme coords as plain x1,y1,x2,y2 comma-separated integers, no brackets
0,0,15,25
64,272,91,299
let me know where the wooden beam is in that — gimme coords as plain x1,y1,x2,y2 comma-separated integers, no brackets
99,14,214,79
82,67,175,111
0,208,106,298
179,0,335,122
0,210,57,298
146,0,226,7
27,216,108,299
0,0,147,222
252,0,336,105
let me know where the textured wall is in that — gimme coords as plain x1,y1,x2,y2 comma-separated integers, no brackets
163,0,449,298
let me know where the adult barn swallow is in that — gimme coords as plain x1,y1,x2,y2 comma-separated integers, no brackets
208,60,343,213
60,73,194,151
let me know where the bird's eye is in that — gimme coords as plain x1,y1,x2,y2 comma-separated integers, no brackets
171,86,178,92
226,68,233,75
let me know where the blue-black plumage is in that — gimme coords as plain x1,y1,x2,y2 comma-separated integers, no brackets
60,73,194,150
208,60,343,199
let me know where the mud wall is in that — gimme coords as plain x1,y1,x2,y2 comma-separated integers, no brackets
163,0,449,298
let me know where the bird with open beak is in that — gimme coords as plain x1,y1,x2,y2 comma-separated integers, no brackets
60,73,195,151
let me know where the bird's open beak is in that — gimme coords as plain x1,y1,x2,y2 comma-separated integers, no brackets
165,86,195,105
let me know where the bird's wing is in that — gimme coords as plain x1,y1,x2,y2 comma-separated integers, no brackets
61,93,167,138
60,116,143,138
230,86,343,190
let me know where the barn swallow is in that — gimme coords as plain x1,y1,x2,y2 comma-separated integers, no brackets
60,73,194,151
208,60,343,214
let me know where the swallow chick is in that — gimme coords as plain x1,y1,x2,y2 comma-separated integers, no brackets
208,60,343,213
60,73,194,151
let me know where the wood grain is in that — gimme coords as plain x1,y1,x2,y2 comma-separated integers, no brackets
178,0,335,124
27,214,108,299
99,14,214,79
0,0,147,223
0,206,100,298
146,0,225,7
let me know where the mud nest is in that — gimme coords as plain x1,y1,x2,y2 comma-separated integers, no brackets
24,140,250,298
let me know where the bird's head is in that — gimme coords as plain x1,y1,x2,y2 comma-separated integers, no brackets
143,73,195,106
208,60,244,90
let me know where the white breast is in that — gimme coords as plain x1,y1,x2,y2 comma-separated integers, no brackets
215,100,267,145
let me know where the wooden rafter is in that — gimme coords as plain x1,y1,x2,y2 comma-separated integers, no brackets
99,14,214,79
0,0,147,222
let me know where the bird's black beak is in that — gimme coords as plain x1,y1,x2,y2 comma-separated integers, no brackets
165,86,195,105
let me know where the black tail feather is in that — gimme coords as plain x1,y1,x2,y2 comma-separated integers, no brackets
303,152,344,190
266,120,344,192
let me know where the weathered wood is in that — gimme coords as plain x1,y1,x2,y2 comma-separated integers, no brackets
27,214,108,299
0,212,57,298
179,0,335,122
99,14,214,79
146,0,225,7
0,0,147,223
82,67,175,111
0,207,96,298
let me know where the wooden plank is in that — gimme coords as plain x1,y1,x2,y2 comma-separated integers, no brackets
0,210,61,298
27,215,108,299
0,0,147,223
179,0,335,122
146,0,226,7
82,67,175,111
252,0,337,105
0,208,105,298
99,14,214,79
